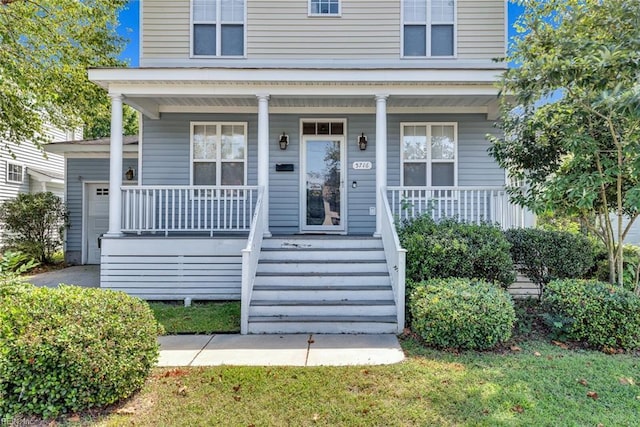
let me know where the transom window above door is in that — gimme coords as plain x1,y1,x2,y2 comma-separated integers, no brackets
192,0,245,57
191,122,247,186
309,0,340,16
403,0,455,57
302,121,345,135
401,123,457,187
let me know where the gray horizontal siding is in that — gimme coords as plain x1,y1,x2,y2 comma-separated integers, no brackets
458,0,506,59
387,113,504,188
141,0,505,64
140,113,502,236
141,113,258,186
65,158,138,263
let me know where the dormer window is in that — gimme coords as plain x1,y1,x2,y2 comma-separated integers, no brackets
403,0,455,57
309,0,340,16
192,0,245,57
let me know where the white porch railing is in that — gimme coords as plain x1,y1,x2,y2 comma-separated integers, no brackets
380,188,407,333
387,186,526,230
121,185,259,235
240,187,266,335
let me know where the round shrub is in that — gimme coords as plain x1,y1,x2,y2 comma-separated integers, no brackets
0,285,163,418
542,279,640,350
399,216,516,289
409,278,516,350
505,228,595,294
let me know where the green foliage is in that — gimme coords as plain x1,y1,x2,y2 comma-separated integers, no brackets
149,301,241,334
0,0,128,153
0,251,38,274
594,244,640,294
409,278,515,350
84,104,139,139
0,286,163,418
505,228,595,295
399,216,515,289
0,192,67,264
488,0,640,286
542,279,640,350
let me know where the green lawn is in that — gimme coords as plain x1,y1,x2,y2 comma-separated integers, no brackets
94,337,639,427
149,301,240,334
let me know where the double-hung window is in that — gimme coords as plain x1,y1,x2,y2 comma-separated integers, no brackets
191,122,247,187
401,123,457,187
6,161,24,184
192,0,245,57
403,0,455,57
309,0,340,16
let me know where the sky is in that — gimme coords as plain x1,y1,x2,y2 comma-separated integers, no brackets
116,2,525,67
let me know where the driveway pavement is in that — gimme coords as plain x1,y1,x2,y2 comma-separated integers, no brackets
27,265,100,288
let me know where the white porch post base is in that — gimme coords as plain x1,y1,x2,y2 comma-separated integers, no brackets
257,94,271,237
106,93,124,236
374,94,388,237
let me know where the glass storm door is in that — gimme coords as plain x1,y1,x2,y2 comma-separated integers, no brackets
302,137,345,232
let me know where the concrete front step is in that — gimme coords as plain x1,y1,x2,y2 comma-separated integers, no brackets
247,316,398,334
262,237,383,250
257,260,388,274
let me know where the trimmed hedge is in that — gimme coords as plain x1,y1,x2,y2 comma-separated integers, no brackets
543,279,640,350
505,228,595,294
0,285,163,418
410,278,516,350
399,216,516,289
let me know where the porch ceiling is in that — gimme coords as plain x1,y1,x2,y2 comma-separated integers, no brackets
145,94,496,109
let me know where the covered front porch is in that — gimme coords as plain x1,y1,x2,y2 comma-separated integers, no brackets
90,66,525,334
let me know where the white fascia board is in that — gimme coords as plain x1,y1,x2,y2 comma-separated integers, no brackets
45,144,139,155
27,169,64,185
113,83,499,98
90,67,503,88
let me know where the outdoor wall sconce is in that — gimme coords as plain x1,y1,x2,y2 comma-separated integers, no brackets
278,132,289,150
125,167,135,181
358,132,368,151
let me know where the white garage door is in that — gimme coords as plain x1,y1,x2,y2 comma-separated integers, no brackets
86,183,110,264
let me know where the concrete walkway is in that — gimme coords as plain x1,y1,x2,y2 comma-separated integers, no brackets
27,265,100,288
158,334,405,367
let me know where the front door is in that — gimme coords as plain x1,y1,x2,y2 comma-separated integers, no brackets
301,137,345,233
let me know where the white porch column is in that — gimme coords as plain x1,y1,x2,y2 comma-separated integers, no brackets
374,94,388,237
106,93,124,236
257,94,271,237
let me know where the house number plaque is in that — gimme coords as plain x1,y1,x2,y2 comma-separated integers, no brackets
352,161,372,170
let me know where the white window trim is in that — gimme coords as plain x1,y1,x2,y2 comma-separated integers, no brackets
400,122,458,187
189,121,248,186
6,161,24,184
190,0,248,58
400,0,457,59
308,0,342,17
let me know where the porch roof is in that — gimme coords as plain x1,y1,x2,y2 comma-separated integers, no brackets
88,67,503,120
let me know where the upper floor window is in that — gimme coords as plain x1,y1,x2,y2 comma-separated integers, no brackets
403,0,455,57
191,122,247,186
309,0,340,16
192,0,245,57
401,123,457,187
6,161,24,184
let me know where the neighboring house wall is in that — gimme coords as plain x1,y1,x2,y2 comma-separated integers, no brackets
141,0,505,64
65,157,138,265
0,133,67,246
141,112,503,235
